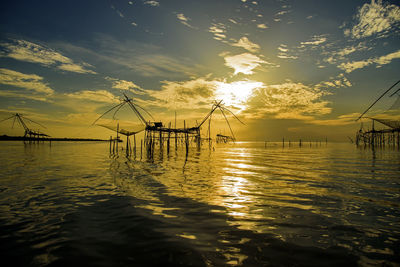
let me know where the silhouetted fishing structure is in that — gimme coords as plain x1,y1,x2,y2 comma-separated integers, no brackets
98,123,143,156
0,113,50,142
93,94,244,156
355,80,400,148
355,118,400,148
216,134,235,143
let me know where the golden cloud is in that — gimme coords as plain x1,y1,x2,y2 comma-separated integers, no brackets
245,82,331,119
224,53,269,75
231,37,260,53
339,49,400,72
0,68,54,94
346,0,400,39
65,90,119,104
149,77,264,111
0,39,96,74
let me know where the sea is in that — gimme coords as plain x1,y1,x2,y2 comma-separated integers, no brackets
0,141,399,266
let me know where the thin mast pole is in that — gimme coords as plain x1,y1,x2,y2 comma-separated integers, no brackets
198,100,223,128
123,93,148,126
356,79,400,121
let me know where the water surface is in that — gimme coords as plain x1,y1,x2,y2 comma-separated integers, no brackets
0,141,399,266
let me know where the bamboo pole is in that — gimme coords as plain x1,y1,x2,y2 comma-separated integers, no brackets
116,123,119,152
209,116,211,146
126,136,129,155
134,134,136,157
113,137,115,154
159,128,162,150
167,122,171,154
184,120,188,155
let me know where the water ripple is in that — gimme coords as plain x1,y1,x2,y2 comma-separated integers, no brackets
0,141,399,266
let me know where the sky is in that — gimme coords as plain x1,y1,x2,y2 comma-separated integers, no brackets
0,0,399,141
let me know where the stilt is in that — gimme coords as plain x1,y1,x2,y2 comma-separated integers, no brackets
133,134,136,157
184,120,189,156
126,136,129,156
116,123,119,153
167,122,171,154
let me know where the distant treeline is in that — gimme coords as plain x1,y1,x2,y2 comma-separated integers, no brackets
0,135,108,142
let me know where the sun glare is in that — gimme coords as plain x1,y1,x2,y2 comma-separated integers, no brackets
215,80,264,110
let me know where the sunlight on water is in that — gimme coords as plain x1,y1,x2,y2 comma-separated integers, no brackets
0,141,399,266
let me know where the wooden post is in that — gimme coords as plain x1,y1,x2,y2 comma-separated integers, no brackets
134,134,136,157
175,132,177,150
112,137,115,154
159,128,163,150
184,120,188,156
152,131,155,154
144,130,147,148
116,123,119,152
197,128,201,150
126,136,129,155
209,117,211,147
167,122,171,154
149,131,152,152
282,137,285,147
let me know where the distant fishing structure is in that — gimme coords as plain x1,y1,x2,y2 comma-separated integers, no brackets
0,113,50,142
355,79,400,148
93,93,244,156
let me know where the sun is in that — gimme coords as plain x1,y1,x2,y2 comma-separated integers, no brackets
215,80,264,111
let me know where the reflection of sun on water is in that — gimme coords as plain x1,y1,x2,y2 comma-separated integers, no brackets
213,149,273,235
215,80,263,111
219,150,255,218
